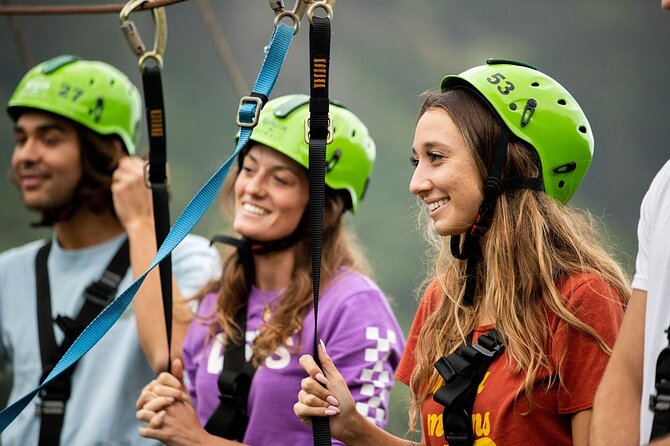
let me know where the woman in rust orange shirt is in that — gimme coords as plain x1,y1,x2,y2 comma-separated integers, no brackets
293,59,630,446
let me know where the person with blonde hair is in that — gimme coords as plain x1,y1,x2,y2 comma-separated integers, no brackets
135,94,404,446
294,60,629,446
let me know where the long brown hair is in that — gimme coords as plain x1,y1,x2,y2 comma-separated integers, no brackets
408,89,630,427
205,158,371,366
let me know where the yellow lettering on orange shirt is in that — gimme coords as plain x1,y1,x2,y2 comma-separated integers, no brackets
477,372,491,394
427,413,443,437
472,411,491,437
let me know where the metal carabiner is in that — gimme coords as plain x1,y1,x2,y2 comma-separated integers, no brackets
119,0,168,69
307,0,335,24
273,0,311,35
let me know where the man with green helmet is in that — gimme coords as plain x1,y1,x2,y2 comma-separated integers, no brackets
0,55,219,446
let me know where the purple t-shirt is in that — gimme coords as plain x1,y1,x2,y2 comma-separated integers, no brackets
182,269,405,445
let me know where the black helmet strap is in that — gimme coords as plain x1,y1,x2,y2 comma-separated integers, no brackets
450,126,540,307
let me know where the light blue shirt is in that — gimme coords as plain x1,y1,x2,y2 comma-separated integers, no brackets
0,232,220,446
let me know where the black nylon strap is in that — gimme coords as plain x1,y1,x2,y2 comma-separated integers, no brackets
433,330,504,446
140,62,173,374
308,14,333,446
204,307,256,440
650,333,670,440
35,238,130,446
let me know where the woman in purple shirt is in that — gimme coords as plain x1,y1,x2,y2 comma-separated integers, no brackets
135,94,405,446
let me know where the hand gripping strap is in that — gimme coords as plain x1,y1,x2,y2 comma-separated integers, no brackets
0,23,294,433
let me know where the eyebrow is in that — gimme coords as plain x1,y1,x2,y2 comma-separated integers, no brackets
411,140,448,155
245,153,301,176
14,123,67,134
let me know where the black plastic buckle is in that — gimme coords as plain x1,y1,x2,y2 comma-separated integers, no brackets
35,400,65,417
473,333,504,358
650,393,670,412
84,281,115,307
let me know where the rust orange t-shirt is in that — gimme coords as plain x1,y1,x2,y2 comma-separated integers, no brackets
396,273,624,446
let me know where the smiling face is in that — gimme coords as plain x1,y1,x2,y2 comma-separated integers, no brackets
233,144,309,242
409,108,484,237
11,111,83,212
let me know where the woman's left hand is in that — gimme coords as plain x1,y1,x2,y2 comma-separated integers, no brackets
136,358,209,445
138,398,212,446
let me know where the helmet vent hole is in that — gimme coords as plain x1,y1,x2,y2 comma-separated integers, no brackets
558,180,565,188
578,125,587,134
558,99,567,105
110,79,115,86
531,82,540,87
509,103,517,111
351,129,356,138
89,79,95,86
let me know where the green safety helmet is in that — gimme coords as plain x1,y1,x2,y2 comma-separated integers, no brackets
441,59,594,204
7,55,142,155
239,94,376,212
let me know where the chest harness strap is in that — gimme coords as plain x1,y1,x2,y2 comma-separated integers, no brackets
203,304,256,441
34,239,130,446
650,326,670,440
433,329,504,446
202,234,305,440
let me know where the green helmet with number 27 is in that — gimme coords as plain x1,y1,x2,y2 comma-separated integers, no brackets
7,55,142,155
441,59,594,204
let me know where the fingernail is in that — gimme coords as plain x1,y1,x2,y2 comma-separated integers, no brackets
320,339,328,354
315,372,328,385
326,395,339,406
324,408,338,416
327,405,341,414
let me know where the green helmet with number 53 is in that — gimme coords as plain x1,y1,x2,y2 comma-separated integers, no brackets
240,94,376,212
441,59,593,204
7,55,142,155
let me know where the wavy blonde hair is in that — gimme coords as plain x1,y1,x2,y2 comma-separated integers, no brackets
200,153,371,366
407,89,630,428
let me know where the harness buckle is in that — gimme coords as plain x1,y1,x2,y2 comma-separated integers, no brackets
650,378,670,412
470,214,490,238
143,161,172,188
35,400,65,417
236,96,264,128
650,393,670,413
304,114,333,144
84,281,117,307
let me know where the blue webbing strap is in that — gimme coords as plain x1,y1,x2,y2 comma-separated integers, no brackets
0,22,294,432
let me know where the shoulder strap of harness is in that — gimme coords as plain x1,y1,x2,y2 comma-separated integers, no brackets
433,329,504,446
650,328,670,441
34,238,130,446
204,305,257,440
